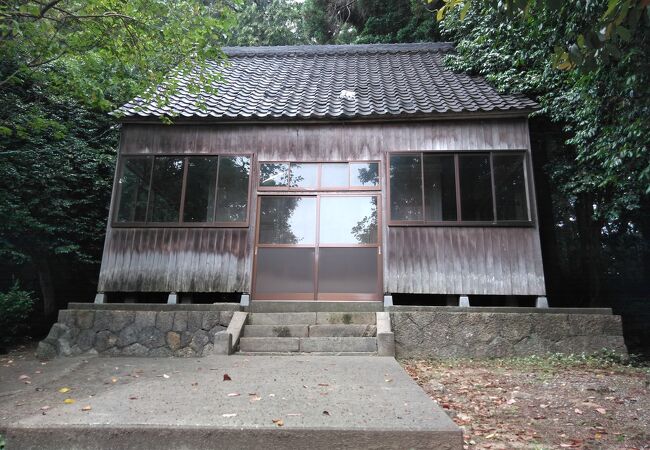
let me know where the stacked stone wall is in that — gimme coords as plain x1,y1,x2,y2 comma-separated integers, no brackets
390,310,627,359
37,308,234,359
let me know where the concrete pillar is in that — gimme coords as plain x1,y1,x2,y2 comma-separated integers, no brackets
459,295,470,307
94,292,105,304
167,292,178,305
383,295,393,307
535,296,549,308
240,293,250,307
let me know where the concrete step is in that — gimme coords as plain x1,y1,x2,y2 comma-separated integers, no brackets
247,312,316,325
238,351,378,357
300,337,377,353
238,337,378,354
239,337,300,352
308,324,376,337
243,325,309,338
247,312,376,326
249,301,384,313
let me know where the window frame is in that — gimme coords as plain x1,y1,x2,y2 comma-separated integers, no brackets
386,150,534,227
257,160,382,192
112,153,253,228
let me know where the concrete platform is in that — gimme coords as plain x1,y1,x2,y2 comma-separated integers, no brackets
3,355,461,449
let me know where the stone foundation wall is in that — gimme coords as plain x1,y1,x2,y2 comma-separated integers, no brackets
37,306,237,359
389,308,627,359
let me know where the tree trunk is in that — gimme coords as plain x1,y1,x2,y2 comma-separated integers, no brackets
574,194,604,307
35,258,57,317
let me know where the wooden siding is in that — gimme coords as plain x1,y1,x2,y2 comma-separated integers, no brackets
98,118,546,296
120,119,530,159
98,228,251,292
385,227,546,295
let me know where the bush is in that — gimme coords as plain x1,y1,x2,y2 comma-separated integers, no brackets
0,282,34,345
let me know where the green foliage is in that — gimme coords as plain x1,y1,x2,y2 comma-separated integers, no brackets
0,282,34,344
0,0,237,115
226,0,309,46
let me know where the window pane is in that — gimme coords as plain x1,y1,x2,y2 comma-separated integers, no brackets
458,154,493,221
494,154,528,221
389,155,423,221
423,154,457,221
147,157,184,222
289,163,318,189
350,162,379,187
183,157,218,222
116,157,152,222
319,196,377,244
258,196,316,244
215,156,250,222
321,163,349,188
259,163,289,187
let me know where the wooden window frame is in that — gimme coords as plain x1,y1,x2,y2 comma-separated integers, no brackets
386,150,534,227
257,160,382,192
112,153,253,228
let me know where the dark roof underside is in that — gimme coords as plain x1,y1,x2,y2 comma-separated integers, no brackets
117,43,537,121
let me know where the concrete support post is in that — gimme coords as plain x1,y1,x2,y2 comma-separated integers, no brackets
94,292,105,304
536,296,549,308
213,311,248,355
167,292,178,305
459,295,470,307
376,312,395,357
383,295,393,307
240,293,250,307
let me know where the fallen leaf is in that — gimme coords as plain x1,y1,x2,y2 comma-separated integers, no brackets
81,406,92,411
286,413,302,417
63,398,75,404
272,418,284,427
58,387,71,393
111,377,118,383
385,378,393,383
322,410,330,416
574,408,583,415
18,374,30,381
223,374,232,381
249,395,261,403
129,395,138,400
191,382,198,387
595,408,606,415
318,383,329,387
222,413,237,418
227,392,240,397
163,374,170,379
40,406,50,411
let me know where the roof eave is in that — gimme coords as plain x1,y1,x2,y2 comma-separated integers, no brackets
117,108,538,126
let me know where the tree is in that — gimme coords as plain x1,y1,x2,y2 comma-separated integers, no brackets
226,0,310,46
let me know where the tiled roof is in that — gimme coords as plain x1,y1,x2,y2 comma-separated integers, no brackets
117,43,537,121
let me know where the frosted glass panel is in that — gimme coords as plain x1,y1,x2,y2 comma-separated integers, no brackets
318,248,378,294
256,248,315,294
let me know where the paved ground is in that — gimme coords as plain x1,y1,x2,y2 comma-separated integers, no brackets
0,347,460,449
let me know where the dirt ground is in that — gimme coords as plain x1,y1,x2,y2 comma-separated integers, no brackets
402,358,650,450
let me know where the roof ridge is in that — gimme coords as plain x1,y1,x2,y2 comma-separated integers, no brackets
222,42,455,57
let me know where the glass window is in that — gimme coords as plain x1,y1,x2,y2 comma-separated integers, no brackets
350,162,380,187
147,157,184,222
258,196,317,244
493,154,528,221
458,154,494,221
321,163,349,188
289,163,318,189
259,163,289,187
116,157,152,222
423,154,457,221
319,196,378,244
183,157,218,222
215,156,250,222
389,155,423,221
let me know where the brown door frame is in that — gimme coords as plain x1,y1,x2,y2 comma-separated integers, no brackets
252,193,383,301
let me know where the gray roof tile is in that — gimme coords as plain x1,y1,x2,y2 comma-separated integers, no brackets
117,43,537,121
